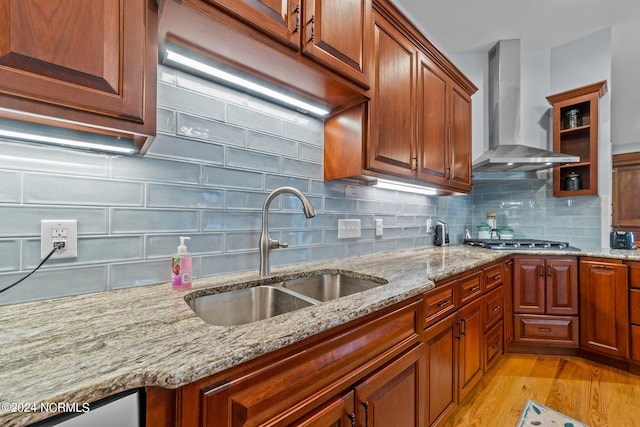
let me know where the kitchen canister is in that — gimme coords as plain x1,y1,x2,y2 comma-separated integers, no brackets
564,171,582,191
566,108,581,128
478,223,491,239
499,227,514,239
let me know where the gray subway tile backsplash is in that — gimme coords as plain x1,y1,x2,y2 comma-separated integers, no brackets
149,133,225,164
24,173,144,206
0,65,603,306
0,170,21,203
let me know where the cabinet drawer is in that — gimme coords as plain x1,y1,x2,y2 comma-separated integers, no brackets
632,289,640,325
484,264,502,292
483,286,503,331
484,320,503,372
424,282,457,328
632,325,640,362
513,314,579,347
459,271,483,306
629,261,640,289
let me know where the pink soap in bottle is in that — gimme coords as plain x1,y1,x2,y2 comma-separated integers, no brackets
172,236,192,289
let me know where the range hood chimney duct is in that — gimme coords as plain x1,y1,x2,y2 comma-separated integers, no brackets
472,39,579,172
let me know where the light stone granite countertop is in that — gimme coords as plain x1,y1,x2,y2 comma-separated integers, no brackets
1,245,639,426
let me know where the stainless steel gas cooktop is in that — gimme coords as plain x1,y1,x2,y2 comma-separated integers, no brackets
463,239,581,251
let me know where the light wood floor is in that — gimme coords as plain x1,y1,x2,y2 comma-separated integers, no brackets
443,353,640,427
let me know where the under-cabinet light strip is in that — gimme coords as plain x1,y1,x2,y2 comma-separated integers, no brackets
0,129,136,155
164,50,330,117
375,179,438,195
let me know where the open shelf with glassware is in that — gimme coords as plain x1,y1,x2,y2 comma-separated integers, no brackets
546,81,607,197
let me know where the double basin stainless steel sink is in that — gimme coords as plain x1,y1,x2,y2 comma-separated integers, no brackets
185,272,387,326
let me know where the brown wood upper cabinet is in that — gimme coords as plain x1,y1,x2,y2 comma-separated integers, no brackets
0,0,157,151
202,0,371,86
417,53,473,193
612,152,640,242
329,1,477,194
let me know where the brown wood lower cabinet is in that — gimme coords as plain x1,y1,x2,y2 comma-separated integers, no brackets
424,312,458,427
457,297,483,402
148,298,423,427
580,258,629,359
423,264,503,427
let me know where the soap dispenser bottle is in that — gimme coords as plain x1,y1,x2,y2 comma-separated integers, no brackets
172,236,192,289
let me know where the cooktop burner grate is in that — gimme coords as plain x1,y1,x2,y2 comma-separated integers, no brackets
464,239,580,251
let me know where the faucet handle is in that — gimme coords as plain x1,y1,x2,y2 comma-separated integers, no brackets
268,239,289,249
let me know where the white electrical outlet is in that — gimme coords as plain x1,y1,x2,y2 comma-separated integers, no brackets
41,220,78,259
375,218,383,236
338,219,361,239
426,218,432,232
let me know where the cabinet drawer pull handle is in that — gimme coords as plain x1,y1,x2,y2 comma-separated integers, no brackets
460,318,466,335
594,264,613,269
308,15,315,43
492,343,501,350
438,299,451,307
548,265,553,277
493,274,500,280
347,413,356,427
492,305,501,312
539,265,545,277
470,285,480,292
539,327,552,332
361,401,369,427
293,4,300,33
455,321,462,340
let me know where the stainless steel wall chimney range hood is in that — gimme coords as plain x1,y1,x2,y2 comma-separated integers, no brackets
472,40,579,172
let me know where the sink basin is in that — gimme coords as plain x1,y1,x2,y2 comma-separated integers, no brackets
187,286,314,326
186,272,388,326
280,273,386,302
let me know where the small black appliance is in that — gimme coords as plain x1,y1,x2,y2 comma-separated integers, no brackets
434,221,449,246
610,231,634,249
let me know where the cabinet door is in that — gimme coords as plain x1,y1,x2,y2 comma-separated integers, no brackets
293,391,355,427
417,52,449,187
355,344,424,427
302,0,370,86
457,298,483,402
204,0,300,49
546,258,578,315
448,82,473,192
0,0,155,137
580,261,629,358
503,260,514,346
613,162,640,229
513,258,545,313
424,313,458,427
368,13,416,178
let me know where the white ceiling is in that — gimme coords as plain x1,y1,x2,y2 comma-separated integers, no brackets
392,0,640,53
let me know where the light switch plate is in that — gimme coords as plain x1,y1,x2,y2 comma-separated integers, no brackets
375,218,383,236
338,219,361,239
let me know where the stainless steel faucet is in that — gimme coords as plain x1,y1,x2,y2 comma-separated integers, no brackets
259,187,316,276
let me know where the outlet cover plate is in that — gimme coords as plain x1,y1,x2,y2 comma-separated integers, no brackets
338,219,361,239
41,220,78,259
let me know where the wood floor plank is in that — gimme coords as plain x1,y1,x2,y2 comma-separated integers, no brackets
443,354,640,427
